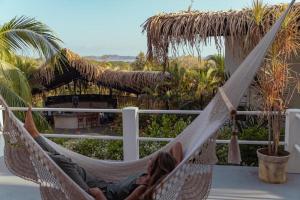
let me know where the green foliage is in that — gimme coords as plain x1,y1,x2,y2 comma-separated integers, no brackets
171,55,205,69
49,115,190,160
84,53,226,111
0,16,61,131
131,51,162,71
0,79,50,131
139,141,168,158
0,60,32,102
131,52,147,71
141,114,191,138
139,114,191,157
251,0,267,25
0,59,51,131
49,115,272,166
217,125,269,166
141,55,225,109
13,56,40,79
50,138,69,145
0,16,61,59
52,139,123,160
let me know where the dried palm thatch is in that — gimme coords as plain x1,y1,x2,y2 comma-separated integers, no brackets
142,2,300,64
31,49,170,94
97,70,170,94
33,48,101,84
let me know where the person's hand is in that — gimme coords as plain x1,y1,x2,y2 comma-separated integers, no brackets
88,187,107,200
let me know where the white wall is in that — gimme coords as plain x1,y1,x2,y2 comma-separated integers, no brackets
224,37,245,75
54,116,78,129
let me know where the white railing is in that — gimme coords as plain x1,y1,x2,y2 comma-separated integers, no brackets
293,113,300,154
2,106,300,167
8,107,122,113
0,106,288,161
285,110,300,173
41,134,285,145
295,144,300,153
0,106,3,156
0,106,298,173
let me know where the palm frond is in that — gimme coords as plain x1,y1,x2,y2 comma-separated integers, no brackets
0,16,62,60
0,59,32,102
0,83,50,130
251,0,268,25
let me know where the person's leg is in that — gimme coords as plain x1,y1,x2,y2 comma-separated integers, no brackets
24,107,91,191
24,107,39,138
169,142,183,165
24,107,58,154
34,136,59,154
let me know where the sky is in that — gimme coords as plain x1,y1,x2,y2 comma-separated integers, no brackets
0,0,293,57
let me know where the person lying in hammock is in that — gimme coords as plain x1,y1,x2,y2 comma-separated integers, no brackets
24,108,183,200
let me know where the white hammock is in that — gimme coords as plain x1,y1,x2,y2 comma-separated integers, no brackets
1,1,295,199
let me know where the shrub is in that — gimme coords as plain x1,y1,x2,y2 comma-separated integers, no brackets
50,138,123,160
139,114,191,158
216,125,269,166
49,115,273,166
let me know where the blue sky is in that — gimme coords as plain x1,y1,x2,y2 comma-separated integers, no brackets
0,0,292,57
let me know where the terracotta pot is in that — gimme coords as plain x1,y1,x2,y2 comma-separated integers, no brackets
257,148,290,184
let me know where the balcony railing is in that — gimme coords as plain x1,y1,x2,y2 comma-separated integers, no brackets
0,106,299,173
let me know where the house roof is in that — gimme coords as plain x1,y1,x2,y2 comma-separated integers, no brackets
142,3,300,63
31,49,170,94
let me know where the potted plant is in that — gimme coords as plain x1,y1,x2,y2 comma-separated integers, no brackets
252,2,300,184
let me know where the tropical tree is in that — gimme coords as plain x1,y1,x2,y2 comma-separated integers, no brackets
132,52,147,71
206,54,226,79
0,16,62,128
250,1,300,156
193,67,222,108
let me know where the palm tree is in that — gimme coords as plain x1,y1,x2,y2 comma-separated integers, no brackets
194,67,222,108
0,16,62,129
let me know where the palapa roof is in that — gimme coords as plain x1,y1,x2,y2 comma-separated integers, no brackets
143,3,300,63
31,49,170,94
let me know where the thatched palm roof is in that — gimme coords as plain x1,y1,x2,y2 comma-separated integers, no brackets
143,3,300,63
31,49,170,94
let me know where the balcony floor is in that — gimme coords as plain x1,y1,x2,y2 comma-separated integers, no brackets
0,155,299,200
208,165,300,200
0,157,40,200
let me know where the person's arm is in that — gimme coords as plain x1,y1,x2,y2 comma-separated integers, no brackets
124,185,147,200
169,142,183,165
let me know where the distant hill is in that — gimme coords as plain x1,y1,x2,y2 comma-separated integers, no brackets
85,55,136,62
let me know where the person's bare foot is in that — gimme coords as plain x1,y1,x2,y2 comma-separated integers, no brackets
24,107,39,138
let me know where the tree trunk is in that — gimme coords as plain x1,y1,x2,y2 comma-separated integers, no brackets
268,114,272,155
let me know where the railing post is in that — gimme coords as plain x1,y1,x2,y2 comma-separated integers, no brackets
122,107,139,161
0,105,3,130
285,109,300,173
0,105,4,157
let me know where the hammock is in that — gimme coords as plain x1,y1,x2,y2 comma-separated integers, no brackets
0,1,295,199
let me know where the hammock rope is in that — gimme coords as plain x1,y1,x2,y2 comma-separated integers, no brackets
0,1,295,199
228,113,242,165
